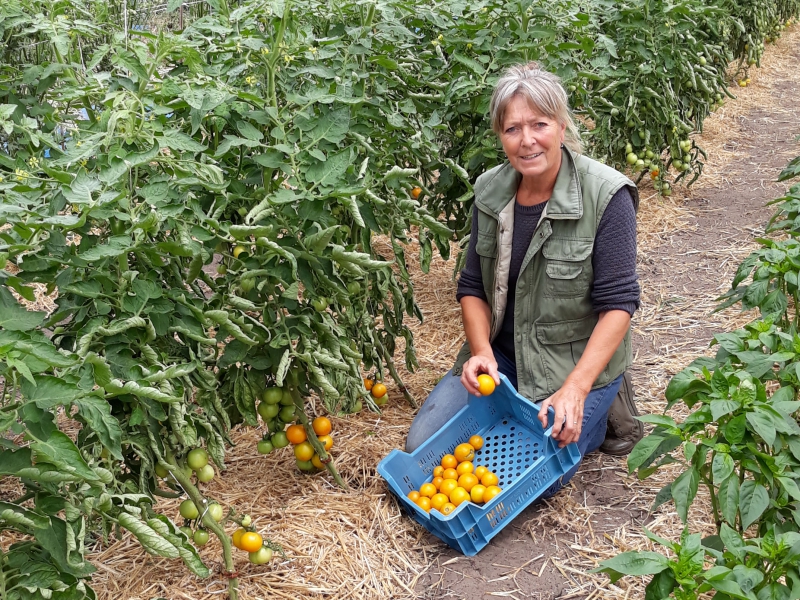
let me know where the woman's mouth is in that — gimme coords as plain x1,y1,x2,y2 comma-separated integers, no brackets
520,152,543,160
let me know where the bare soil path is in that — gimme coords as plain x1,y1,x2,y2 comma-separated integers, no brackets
411,28,800,600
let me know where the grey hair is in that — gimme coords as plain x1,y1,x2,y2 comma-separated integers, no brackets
489,62,583,154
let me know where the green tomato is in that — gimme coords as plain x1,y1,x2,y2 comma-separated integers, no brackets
645,150,654,159
257,440,274,455
197,464,215,483
249,546,273,565
241,514,252,527
352,400,363,413
194,529,210,546
672,159,683,170
179,526,193,539
374,394,388,407
258,402,280,421
626,152,638,165
262,387,283,405
455,129,464,138
311,297,328,313
187,448,209,471
296,459,315,472
280,390,294,406
279,405,296,422
180,500,199,520
237,207,248,217
207,503,224,522
611,108,620,117
155,463,169,478
624,142,633,154
239,278,255,293
216,264,227,275
271,431,290,448
346,281,361,295
698,56,707,66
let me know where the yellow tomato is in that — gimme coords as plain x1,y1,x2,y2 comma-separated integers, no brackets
432,476,444,490
458,473,479,492
430,493,449,512
419,483,437,498
456,461,474,476
481,472,499,487
483,485,502,503
471,484,487,504
441,454,458,469
415,496,431,512
474,466,488,480
454,443,475,463
442,468,458,481
439,479,459,497
433,466,444,478
449,487,471,507
441,503,457,516
468,435,484,450
476,374,496,396
407,490,420,502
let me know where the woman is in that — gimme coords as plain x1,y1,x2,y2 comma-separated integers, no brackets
405,62,642,495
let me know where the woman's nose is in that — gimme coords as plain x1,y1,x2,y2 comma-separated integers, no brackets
521,128,536,147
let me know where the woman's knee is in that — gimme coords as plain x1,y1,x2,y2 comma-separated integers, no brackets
405,371,469,453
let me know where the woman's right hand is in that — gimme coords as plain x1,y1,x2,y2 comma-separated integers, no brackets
460,354,501,396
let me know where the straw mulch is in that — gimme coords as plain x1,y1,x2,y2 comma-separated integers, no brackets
8,23,800,600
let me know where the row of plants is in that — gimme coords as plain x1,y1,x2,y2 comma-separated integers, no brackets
594,159,800,599
1,0,799,598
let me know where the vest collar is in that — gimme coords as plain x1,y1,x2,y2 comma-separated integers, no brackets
475,147,583,220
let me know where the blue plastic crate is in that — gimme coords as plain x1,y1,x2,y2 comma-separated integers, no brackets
377,374,581,556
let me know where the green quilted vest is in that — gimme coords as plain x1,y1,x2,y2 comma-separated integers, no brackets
453,147,639,402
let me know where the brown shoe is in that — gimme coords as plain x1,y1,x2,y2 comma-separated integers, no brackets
600,371,644,456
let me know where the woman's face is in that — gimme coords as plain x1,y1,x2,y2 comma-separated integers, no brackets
499,95,566,183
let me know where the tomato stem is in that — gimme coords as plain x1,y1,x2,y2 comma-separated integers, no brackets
167,457,239,600
378,342,417,408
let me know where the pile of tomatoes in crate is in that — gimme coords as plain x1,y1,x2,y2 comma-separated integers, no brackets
407,436,503,514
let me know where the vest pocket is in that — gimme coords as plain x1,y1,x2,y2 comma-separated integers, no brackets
536,315,608,391
542,237,593,298
475,233,497,257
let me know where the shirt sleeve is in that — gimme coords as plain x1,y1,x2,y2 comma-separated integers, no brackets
456,206,488,303
591,186,640,315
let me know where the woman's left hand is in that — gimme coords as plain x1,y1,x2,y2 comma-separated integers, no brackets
537,382,588,448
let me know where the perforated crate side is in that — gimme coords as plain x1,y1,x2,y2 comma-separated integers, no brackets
473,446,579,541
412,399,501,477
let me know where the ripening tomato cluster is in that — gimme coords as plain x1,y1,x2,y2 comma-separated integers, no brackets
363,377,389,406
407,436,503,514
257,400,335,474
232,522,273,565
